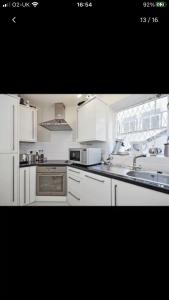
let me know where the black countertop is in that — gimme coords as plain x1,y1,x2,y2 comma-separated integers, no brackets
19,161,169,195
20,160,72,168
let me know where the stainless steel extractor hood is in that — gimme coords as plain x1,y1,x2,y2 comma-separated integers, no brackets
40,103,72,131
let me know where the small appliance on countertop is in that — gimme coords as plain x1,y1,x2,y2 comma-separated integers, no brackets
69,148,101,166
164,137,169,157
149,146,162,156
112,139,124,155
20,153,29,164
20,150,47,165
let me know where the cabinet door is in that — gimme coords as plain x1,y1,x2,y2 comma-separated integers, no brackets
112,179,169,206
29,166,36,204
20,106,37,142
81,171,111,206
0,154,18,206
20,168,30,206
78,100,96,142
0,95,18,153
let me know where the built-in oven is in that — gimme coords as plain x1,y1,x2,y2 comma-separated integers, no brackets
36,166,66,196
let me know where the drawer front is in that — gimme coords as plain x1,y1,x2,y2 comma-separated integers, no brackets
67,174,81,196
82,170,108,183
67,167,82,177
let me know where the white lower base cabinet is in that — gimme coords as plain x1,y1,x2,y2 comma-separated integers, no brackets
67,167,112,206
112,179,169,206
0,154,18,206
81,172,112,206
29,166,36,203
20,166,36,206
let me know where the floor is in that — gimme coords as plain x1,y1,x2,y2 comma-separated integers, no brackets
30,201,69,206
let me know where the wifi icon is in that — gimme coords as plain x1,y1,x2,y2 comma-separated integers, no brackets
32,2,39,7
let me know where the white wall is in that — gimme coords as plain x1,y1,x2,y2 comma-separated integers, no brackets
20,101,113,160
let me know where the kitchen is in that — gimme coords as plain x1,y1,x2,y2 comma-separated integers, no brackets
0,93,169,206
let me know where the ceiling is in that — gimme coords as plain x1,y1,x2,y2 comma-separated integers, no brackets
20,94,130,107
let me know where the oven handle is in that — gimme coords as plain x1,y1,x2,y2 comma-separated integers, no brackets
36,172,66,175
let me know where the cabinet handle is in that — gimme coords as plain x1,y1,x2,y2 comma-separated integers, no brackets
24,170,26,204
12,156,15,203
114,185,117,206
85,174,105,183
68,169,80,174
68,191,80,201
32,111,34,140
68,176,80,183
13,105,15,151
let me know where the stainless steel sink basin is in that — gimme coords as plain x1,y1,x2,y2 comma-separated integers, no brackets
127,171,169,185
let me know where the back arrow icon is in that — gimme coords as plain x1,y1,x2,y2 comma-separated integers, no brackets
12,17,16,23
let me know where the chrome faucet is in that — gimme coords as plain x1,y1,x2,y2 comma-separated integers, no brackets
132,154,146,170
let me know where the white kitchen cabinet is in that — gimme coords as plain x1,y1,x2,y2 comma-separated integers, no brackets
20,105,37,142
0,94,18,153
81,171,112,206
0,95,19,206
29,166,36,204
20,167,30,206
67,168,82,206
67,167,112,206
19,166,36,206
77,97,107,142
112,179,169,206
0,154,18,206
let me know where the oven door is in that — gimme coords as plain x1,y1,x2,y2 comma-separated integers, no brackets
36,172,66,196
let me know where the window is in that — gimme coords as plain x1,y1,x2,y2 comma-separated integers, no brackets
115,96,168,153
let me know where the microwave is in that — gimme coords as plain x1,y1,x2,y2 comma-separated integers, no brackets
69,148,101,166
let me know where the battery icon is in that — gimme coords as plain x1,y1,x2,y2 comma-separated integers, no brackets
156,2,167,7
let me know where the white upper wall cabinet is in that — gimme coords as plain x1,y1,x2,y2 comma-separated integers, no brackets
77,97,108,142
0,94,19,153
20,105,37,142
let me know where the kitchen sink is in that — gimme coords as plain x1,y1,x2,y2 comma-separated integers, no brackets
127,171,169,185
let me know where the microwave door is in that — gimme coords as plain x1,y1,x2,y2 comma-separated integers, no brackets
70,150,81,162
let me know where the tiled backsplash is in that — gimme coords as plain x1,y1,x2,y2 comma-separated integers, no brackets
19,132,81,160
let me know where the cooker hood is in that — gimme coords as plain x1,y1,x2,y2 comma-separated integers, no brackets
40,103,72,131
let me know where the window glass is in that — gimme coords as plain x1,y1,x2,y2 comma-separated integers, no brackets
115,96,168,153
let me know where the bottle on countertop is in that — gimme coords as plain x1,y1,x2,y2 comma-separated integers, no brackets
30,151,36,163
36,151,39,162
39,150,44,162
27,151,32,163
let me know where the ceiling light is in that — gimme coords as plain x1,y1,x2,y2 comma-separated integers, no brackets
77,94,82,98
